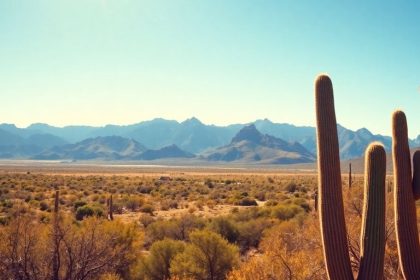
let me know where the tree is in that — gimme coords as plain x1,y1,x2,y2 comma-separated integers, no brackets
170,230,239,280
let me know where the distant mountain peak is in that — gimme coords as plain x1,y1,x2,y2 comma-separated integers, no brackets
182,117,203,126
231,124,262,144
255,118,273,124
139,144,195,160
356,127,373,137
28,123,50,128
204,124,314,164
0,123,18,129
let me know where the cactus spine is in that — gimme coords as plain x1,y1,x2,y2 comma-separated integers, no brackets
392,111,420,279
315,74,386,280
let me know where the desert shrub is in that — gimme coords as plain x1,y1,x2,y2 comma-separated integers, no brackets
76,205,94,220
160,199,178,211
235,198,257,206
139,214,155,228
111,200,124,214
75,204,104,220
204,179,214,188
265,199,278,206
145,220,181,245
170,230,239,280
228,219,326,279
284,182,297,193
209,217,239,244
2,200,13,208
73,200,87,211
39,201,49,211
236,218,272,252
254,191,266,201
124,196,143,212
271,204,303,221
135,238,185,280
0,214,142,280
140,204,154,215
285,197,311,212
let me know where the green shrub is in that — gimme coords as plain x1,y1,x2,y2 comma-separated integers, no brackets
75,204,104,220
271,204,303,220
140,204,154,215
209,217,239,243
235,198,257,206
170,230,239,279
73,200,87,211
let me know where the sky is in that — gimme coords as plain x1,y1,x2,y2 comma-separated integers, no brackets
0,0,419,137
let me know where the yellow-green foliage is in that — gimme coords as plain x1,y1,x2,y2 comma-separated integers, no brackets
135,238,185,280
170,230,239,280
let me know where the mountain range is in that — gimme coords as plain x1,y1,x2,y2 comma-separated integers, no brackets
0,118,419,163
202,125,315,164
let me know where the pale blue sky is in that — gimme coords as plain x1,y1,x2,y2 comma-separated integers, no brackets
0,1,419,137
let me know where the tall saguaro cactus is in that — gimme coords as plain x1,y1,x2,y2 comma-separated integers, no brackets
315,74,352,279
315,74,386,280
392,111,420,279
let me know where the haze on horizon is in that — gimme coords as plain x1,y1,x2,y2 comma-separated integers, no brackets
0,1,419,137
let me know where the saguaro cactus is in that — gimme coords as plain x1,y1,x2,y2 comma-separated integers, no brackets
392,111,420,279
349,163,352,188
358,143,386,279
413,151,420,200
315,74,386,280
54,190,59,213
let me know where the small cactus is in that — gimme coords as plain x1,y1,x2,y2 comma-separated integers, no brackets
54,190,59,213
315,74,386,279
108,195,114,221
392,111,420,279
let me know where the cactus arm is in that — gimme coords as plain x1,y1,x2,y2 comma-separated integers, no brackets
357,143,386,280
392,111,420,279
315,74,353,280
